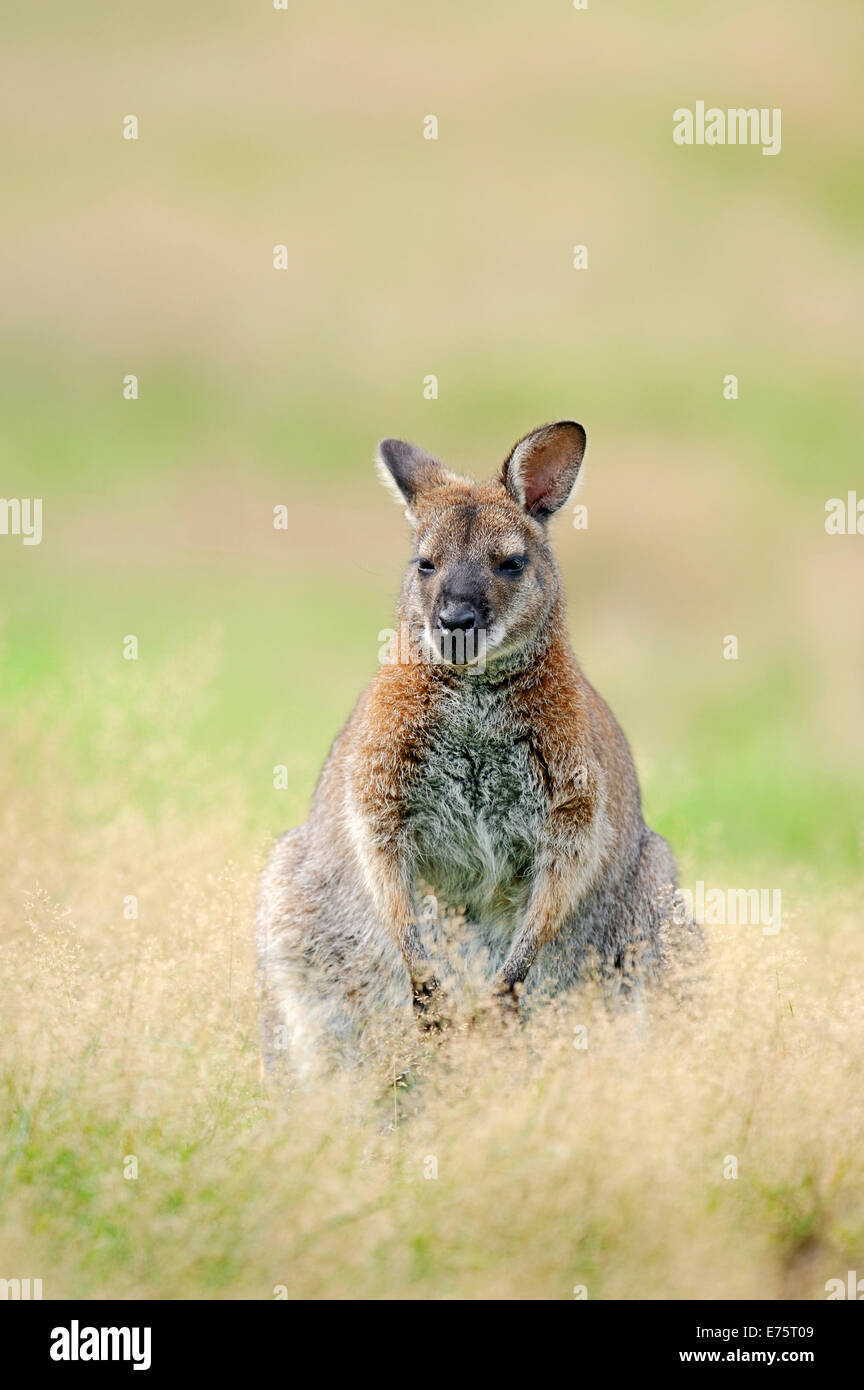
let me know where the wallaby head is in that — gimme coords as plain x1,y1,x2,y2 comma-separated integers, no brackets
377,421,586,669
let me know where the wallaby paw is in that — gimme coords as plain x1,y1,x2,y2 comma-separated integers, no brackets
470,979,523,1032
412,979,449,1034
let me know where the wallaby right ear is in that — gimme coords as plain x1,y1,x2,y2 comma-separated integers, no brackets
501,421,587,519
376,439,451,515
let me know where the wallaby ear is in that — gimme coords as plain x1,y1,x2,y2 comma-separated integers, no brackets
501,421,587,519
376,439,451,513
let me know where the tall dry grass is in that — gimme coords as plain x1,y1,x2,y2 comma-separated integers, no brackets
1,655,862,1300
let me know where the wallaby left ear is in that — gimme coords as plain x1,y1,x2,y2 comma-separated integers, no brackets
501,421,587,519
376,438,452,514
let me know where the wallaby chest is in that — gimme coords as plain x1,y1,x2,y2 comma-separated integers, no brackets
405,682,547,912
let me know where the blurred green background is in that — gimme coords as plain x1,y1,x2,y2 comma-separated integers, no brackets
2,0,863,882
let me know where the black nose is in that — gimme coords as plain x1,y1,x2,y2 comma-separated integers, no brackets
439,604,479,632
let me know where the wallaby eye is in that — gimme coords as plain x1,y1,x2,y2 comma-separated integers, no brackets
497,555,526,575
417,557,436,574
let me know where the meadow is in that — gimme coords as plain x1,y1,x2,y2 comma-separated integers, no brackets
1,0,862,1298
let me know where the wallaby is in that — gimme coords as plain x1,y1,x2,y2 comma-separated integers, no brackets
258,422,685,1081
